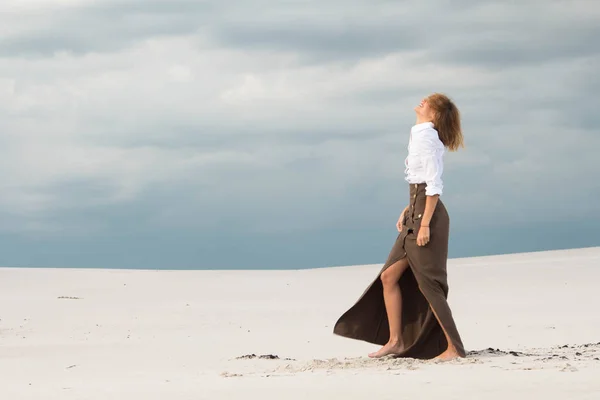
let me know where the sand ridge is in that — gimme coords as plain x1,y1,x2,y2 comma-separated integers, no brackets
221,342,600,377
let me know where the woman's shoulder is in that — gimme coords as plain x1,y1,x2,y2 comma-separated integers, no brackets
414,126,444,150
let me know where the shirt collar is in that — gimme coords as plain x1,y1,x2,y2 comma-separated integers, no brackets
411,121,434,134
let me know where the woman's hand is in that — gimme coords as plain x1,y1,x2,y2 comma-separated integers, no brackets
417,225,430,246
396,207,407,232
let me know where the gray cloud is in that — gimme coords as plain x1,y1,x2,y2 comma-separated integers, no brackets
0,0,599,268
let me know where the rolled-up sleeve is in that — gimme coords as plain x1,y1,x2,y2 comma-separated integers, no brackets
419,134,444,196
422,152,443,196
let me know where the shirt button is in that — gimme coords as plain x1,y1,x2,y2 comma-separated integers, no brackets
418,214,422,218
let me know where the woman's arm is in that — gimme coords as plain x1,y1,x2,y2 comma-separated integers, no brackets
417,195,437,246
417,133,444,245
420,133,444,226
421,195,438,228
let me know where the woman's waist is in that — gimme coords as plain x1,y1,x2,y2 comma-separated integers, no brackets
403,193,448,226
406,183,445,210
408,182,428,195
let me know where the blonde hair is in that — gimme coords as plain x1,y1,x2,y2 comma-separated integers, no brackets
427,93,464,151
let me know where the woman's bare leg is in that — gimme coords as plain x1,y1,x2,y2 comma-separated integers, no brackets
368,257,410,358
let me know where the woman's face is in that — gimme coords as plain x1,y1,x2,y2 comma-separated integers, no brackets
414,97,435,121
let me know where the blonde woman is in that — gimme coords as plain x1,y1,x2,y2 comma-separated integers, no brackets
333,93,466,361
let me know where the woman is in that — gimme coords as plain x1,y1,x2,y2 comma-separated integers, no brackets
333,93,466,361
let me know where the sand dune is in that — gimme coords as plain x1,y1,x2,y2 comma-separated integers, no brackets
1,247,599,399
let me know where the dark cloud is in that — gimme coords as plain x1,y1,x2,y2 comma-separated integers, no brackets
203,2,600,67
434,23,600,68
208,23,420,62
3,0,597,74
0,0,214,56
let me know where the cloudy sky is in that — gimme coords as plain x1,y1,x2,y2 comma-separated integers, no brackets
1,0,599,269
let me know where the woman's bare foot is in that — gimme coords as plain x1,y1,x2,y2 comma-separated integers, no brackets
434,347,462,361
368,341,404,358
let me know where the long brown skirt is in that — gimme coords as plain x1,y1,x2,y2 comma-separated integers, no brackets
333,183,466,359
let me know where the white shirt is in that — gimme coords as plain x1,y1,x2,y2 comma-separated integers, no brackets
404,122,445,196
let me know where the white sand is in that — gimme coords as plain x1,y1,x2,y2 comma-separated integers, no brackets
1,246,600,399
